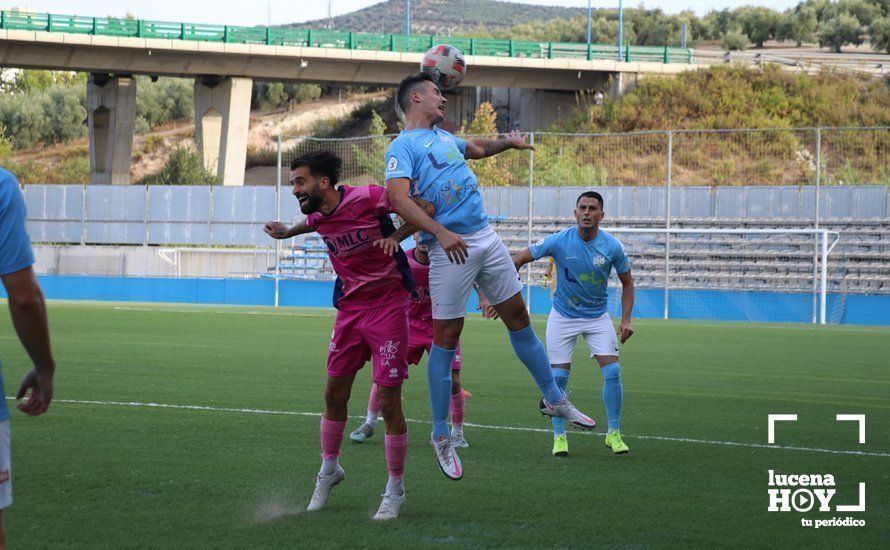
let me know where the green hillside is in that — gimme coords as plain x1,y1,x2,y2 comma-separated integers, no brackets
558,65,890,133
286,0,583,35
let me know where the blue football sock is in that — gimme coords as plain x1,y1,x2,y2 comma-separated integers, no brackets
427,344,456,440
601,362,623,431
508,325,563,404
551,369,571,436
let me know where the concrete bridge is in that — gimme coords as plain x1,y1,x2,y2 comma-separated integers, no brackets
0,11,703,185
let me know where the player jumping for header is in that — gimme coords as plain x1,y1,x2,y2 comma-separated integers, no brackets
384,72,596,481
513,191,635,457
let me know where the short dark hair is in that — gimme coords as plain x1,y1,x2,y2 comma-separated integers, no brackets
291,149,342,186
397,72,436,115
576,191,603,209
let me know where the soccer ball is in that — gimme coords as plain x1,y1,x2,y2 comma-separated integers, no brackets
420,44,466,91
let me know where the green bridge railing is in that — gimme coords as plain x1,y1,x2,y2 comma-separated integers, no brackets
0,10,693,64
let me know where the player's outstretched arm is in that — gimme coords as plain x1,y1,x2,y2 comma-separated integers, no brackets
618,270,635,344
386,178,468,264
1,267,56,416
512,248,533,271
374,199,436,255
264,219,314,240
465,130,534,160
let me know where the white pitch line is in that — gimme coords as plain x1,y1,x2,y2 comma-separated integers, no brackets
12,397,889,459
111,306,332,319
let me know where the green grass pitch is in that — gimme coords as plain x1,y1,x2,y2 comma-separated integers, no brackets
0,302,887,548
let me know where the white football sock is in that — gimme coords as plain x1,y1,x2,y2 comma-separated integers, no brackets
385,475,404,496
319,457,339,476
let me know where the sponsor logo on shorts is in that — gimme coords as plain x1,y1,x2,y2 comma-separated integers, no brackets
379,340,400,366
0,470,9,484
329,330,338,352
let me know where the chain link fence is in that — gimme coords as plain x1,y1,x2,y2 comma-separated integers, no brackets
275,127,889,318
280,127,888,190
24,127,887,317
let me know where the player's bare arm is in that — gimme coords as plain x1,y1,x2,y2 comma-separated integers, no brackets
374,198,436,255
465,130,535,160
386,178,468,263
511,248,534,271
264,219,315,239
618,270,635,344
1,266,56,416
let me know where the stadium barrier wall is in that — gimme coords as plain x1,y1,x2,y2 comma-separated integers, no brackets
3,275,887,326
24,183,890,247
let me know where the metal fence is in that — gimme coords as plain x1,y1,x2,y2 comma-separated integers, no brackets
0,9,692,63
23,127,889,316
280,126,889,191
24,126,889,247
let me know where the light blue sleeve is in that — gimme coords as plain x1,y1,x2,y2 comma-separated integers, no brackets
453,135,467,156
385,137,414,182
529,232,560,261
0,172,35,276
612,238,631,274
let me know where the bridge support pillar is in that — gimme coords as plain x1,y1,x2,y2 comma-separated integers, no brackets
610,72,640,98
87,74,137,185
194,76,252,186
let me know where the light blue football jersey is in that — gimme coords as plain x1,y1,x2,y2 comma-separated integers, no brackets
0,168,36,421
384,127,489,243
529,228,630,319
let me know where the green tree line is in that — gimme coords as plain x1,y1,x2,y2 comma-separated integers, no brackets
0,71,321,151
456,0,890,53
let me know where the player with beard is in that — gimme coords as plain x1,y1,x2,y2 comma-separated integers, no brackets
264,150,430,521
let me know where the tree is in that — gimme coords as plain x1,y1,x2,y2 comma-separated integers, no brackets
45,88,87,144
865,0,890,16
143,145,217,185
870,17,890,52
463,102,511,187
0,124,13,163
253,82,322,112
352,110,389,184
721,27,751,50
837,0,882,26
134,76,194,133
11,70,54,93
703,9,736,40
737,6,781,47
778,6,818,45
1,95,47,149
819,13,864,52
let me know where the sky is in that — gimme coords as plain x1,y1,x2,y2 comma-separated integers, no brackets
13,0,803,27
